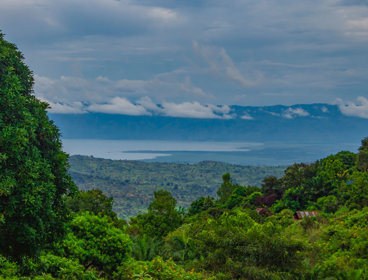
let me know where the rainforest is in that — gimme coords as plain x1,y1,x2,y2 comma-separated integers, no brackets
1,33,368,280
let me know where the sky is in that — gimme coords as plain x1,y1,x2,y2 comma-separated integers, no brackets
1,0,368,118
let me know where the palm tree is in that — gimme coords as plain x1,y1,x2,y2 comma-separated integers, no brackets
132,234,160,261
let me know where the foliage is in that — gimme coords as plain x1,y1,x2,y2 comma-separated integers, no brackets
225,185,260,209
301,208,368,279
188,196,215,216
282,163,315,191
0,33,75,258
339,171,368,209
162,224,197,264
66,189,116,219
261,175,283,198
63,212,132,274
216,173,236,203
69,155,285,218
131,234,160,261
65,189,127,229
316,195,339,214
129,190,183,239
185,209,305,279
113,257,209,280
357,137,368,171
38,253,99,280
0,254,19,278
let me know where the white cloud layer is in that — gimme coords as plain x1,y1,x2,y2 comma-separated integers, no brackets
42,95,368,121
283,108,310,119
337,96,368,119
45,96,233,119
241,114,254,120
41,100,86,114
88,97,150,115
161,101,231,119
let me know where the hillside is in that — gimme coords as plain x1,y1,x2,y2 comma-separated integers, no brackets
69,155,285,218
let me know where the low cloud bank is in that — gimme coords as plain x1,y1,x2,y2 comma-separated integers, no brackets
282,108,310,119
44,96,368,120
45,96,234,119
337,96,368,119
88,97,150,116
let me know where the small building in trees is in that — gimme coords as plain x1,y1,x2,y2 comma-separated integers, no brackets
293,211,318,220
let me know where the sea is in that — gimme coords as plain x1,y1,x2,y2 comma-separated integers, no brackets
61,139,360,166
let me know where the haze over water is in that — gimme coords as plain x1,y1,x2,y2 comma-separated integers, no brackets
62,139,359,166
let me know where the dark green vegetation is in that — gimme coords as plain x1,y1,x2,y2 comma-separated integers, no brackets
0,32,207,279
123,142,368,279
1,33,368,279
69,155,285,218
0,33,75,259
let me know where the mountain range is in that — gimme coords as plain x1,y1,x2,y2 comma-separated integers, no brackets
50,103,368,144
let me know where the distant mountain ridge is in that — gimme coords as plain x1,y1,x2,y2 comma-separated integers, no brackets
50,103,368,144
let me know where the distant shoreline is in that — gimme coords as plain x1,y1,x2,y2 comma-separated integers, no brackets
62,139,358,166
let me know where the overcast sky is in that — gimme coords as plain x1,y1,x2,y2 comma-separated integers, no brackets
1,0,368,117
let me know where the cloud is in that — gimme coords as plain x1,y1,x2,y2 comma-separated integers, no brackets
321,106,329,113
348,18,368,30
3,0,368,106
149,7,179,22
136,96,162,112
193,41,263,88
176,77,213,98
34,74,211,104
0,0,183,43
337,96,368,119
241,114,254,120
161,101,232,119
87,97,150,115
282,108,310,119
45,95,234,119
41,100,86,114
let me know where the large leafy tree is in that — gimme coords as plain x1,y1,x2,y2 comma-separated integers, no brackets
66,189,116,219
0,33,75,258
216,172,236,203
129,190,182,239
357,137,368,171
63,212,131,274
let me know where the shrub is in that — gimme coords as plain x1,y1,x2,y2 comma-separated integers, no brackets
63,212,132,274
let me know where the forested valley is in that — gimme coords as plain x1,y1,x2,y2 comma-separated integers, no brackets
1,33,368,280
69,155,285,218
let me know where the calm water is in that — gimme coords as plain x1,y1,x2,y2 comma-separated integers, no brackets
62,139,359,166
62,139,260,160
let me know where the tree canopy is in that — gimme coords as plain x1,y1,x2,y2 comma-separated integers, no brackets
0,33,75,258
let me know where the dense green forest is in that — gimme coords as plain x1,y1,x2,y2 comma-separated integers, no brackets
69,156,285,218
1,33,368,279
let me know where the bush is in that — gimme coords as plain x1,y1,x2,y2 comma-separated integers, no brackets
0,254,19,278
114,257,209,280
63,212,132,275
39,253,98,280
